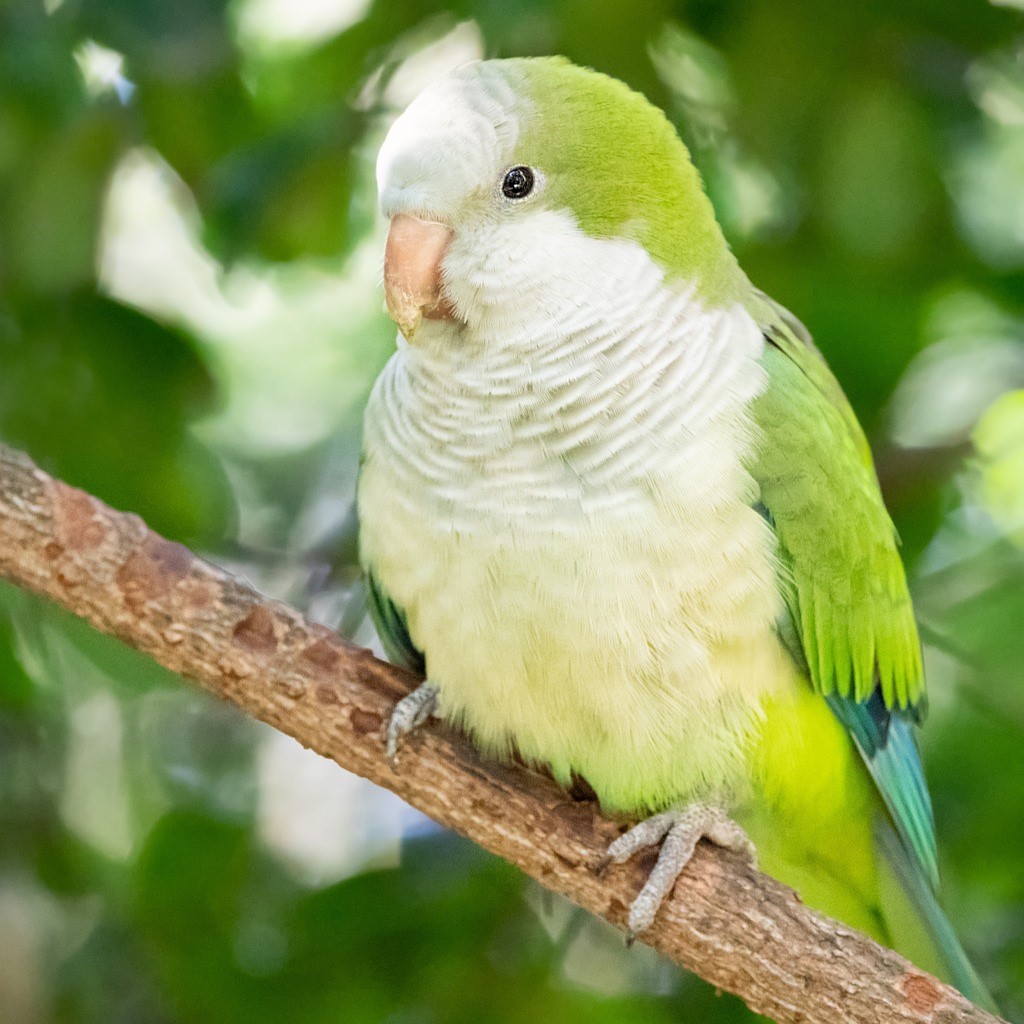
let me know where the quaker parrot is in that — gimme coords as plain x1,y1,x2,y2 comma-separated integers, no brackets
357,56,992,1007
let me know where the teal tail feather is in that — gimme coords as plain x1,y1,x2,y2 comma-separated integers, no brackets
877,825,999,1014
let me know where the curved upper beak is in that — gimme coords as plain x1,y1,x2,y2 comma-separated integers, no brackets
383,214,455,341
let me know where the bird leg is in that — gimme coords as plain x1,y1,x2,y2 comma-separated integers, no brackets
604,804,757,939
385,681,439,761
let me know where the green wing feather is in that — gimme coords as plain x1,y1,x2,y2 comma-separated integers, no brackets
749,293,924,710
365,570,425,675
748,292,937,886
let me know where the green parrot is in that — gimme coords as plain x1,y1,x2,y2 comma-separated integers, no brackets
357,56,993,1007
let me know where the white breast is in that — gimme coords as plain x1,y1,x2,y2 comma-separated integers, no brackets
359,225,796,813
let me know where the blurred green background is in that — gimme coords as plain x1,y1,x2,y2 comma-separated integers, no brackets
1,0,1023,1020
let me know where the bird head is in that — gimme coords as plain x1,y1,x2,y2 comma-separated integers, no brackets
376,57,739,345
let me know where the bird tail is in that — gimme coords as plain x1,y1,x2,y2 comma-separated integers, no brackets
876,824,998,1014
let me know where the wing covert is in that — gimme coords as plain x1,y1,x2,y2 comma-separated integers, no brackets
749,294,936,887
750,296,924,710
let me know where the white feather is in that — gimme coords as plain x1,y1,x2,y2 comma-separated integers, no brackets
360,213,797,812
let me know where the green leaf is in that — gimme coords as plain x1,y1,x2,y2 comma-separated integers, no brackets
8,107,127,295
0,291,234,545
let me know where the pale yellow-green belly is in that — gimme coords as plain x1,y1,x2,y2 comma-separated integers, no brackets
364,478,905,948
359,464,801,814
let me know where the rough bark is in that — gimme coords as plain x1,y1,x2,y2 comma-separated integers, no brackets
0,444,1005,1024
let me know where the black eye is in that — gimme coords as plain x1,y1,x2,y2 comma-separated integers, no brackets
501,165,535,200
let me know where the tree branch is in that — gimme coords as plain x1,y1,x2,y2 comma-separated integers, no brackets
0,444,1004,1024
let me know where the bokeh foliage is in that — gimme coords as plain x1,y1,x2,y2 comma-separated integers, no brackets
0,0,1023,1021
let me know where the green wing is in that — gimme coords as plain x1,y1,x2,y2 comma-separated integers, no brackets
356,463,425,675
750,293,923,709
365,570,425,675
748,293,936,886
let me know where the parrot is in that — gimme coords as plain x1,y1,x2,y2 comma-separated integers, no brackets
356,55,994,1007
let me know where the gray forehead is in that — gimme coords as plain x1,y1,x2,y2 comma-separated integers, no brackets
376,62,523,219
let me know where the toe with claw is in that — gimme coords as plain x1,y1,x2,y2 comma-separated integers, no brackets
604,804,757,940
386,681,439,761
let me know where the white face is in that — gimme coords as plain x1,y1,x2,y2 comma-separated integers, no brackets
376,64,586,343
376,62,698,353
376,63,525,225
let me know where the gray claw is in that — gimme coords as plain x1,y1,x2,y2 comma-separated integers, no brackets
605,804,756,938
386,682,439,761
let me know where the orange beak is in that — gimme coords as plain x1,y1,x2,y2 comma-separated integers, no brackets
383,214,456,340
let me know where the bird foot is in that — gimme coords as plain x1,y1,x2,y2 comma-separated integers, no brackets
604,804,757,940
386,681,439,761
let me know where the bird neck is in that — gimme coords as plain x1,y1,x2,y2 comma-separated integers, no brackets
367,238,766,524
